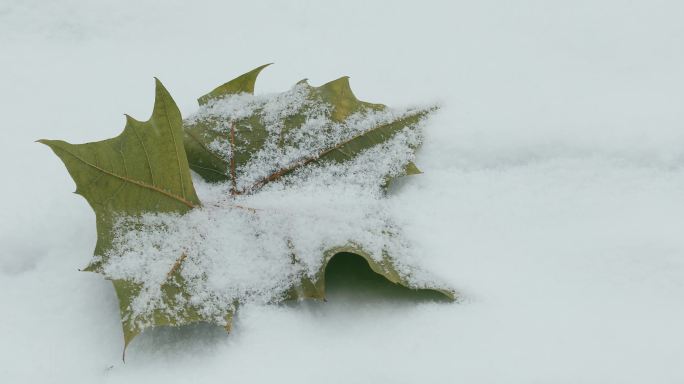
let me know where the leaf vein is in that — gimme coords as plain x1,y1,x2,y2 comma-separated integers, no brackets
54,145,196,209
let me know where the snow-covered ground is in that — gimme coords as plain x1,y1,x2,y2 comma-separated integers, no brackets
2,0,683,382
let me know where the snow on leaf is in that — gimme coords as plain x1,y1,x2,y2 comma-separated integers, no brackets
40,66,454,356
39,79,223,353
183,65,427,191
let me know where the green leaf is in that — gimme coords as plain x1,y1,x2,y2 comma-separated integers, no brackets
183,65,432,192
41,68,454,356
40,79,200,268
112,267,235,357
287,246,455,302
198,63,272,105
39,79,232,354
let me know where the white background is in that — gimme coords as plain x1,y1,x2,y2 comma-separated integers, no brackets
1,0,683,382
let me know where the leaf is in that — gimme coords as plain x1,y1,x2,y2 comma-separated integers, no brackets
287,246,455,302
198,63,272,106
39,80,232,354
183,65,427,193
40,79,198,264
41,67,454,356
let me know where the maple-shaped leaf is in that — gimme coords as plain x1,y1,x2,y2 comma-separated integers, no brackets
41,67,454,357
39,80,233,353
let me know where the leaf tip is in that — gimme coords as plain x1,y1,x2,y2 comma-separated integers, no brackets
36,138,63,150
426,104,441,113
321,75,352,89
123,113,139,125
198,63,274,105
121,328,140,362
153,77,171,96
440,289,458,302
317,76,361,105
404,161,422,176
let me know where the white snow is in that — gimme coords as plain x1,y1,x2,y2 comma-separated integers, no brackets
101,98,437,330
186,82,428,191
2,0,684,383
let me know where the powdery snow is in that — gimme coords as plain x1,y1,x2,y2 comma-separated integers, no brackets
185,82,429,191
2,1,684,383
101,88,442,331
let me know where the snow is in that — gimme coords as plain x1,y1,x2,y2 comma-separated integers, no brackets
186,81,428,191
104,170,439,330
102,90,440,331
2,0,684,382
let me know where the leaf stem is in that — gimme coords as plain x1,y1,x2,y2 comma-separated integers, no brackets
166,252,188,280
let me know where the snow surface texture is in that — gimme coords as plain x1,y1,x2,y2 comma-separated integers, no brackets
102,89,439,330
2,0,684,383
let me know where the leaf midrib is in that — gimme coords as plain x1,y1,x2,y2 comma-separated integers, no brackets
242,109,427,193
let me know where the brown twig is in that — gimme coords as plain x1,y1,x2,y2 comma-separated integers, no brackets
206,201,261,213
286,238,299,265
230,204,258,213
166,252,187,280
